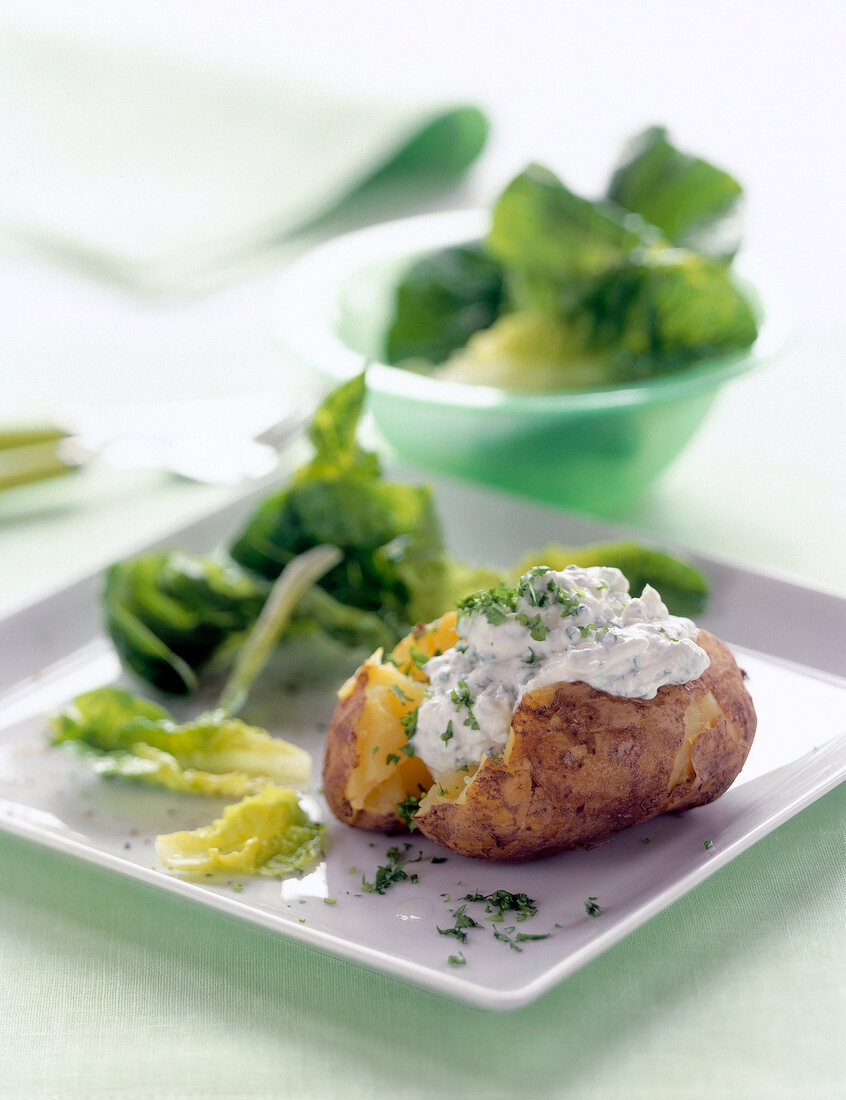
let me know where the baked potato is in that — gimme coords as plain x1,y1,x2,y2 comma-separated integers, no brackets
322,571,756,862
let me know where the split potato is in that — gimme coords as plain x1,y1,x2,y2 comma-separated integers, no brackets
322,616,756,861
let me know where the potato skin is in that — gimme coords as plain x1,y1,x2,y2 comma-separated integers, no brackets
322,663,387,830
413,630,756,861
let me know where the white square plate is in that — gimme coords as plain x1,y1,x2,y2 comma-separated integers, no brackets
1,476,844,1009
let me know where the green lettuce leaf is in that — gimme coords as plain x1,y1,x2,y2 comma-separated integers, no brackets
514,540,709,619
607,126,742,258
384,241,505,365
104,375,453,695
579,247,759,380
50,686,311,795
104,552,268,695
487,164,649,304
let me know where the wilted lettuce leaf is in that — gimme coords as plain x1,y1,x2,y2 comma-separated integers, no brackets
155,786,324,877
607,126,742,258
384,242,505,365
50,686,311,795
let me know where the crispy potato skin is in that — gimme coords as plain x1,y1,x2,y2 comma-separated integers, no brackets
413,630,756,861
322,663,381,829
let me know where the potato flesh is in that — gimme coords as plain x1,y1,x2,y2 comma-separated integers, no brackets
666,692,721,792
347,661,430,815
390,612,458,681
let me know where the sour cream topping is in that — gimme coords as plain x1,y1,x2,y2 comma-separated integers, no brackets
414,565,709,779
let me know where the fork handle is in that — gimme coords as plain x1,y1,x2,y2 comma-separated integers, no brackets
0,432,76,492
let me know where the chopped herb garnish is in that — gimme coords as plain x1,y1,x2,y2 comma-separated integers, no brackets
463,889,538,921
408,644,430,670
396,794,423,830
447,951,466,967
457,583,516,625
437,903,480,943
704,839,714,850
515,611,549,641
585,896,604,918
400,707,418,737
399,742,415,757
385,752,400,766
323,897,337,905
361,844,423,894
440,719,454,744
449,680,480,730
390,683,411,703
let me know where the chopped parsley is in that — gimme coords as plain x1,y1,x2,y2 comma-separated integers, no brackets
440,719,454,744
396,794,423,830
385,752,400,766
462,889,538,921
450,680,480,729
456,583,516,625
492,926,551,952
400,707,418,738
390,683,412,704
515,611,549,641
437,903,480,943
704,839,714,850
585,896,604,918
361,844,424,894
447,951,466,967
408,644,430,670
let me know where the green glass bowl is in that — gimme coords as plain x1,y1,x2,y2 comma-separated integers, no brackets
276,210,773,511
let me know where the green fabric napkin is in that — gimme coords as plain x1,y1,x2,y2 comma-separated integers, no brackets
0,25,488,296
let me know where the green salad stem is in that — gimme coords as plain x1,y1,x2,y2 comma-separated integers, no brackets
216,543,343,718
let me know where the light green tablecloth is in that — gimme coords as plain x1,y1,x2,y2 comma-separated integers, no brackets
1,23,844,1100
